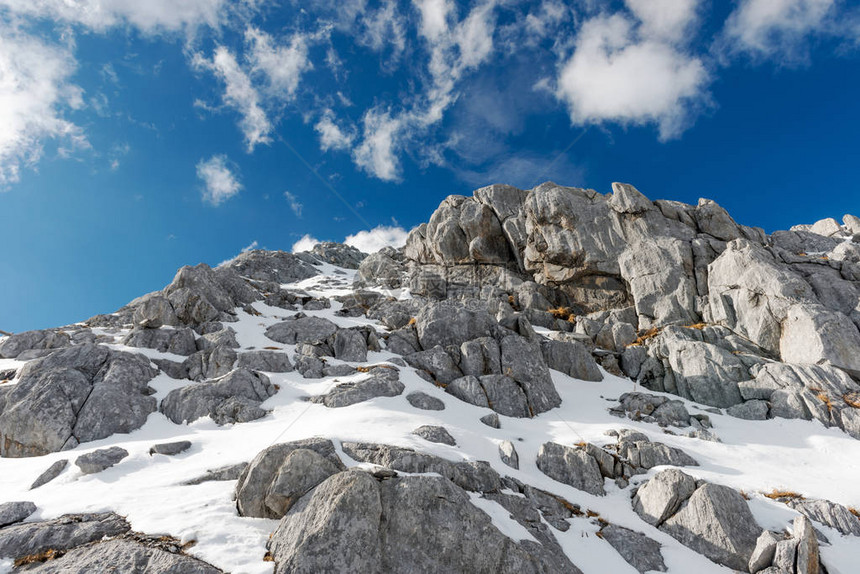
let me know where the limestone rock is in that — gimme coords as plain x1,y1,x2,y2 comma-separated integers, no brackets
75,446,129,474
405,391,445,411
536,442,604,496
413,425,456,446
160,368,275,425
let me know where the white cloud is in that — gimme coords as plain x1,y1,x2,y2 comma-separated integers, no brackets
196,154,241,206
353,108,402,181
0,0,228,33
344,225,409,253
193,47,272,152
241,240,259,252
246,27,312,99
723,0,838,60
358,1,407,58
283,191,303,217
624,0,699,43
0,26,87,186
555,11,708,140
315,111,355,152
291,234,321,253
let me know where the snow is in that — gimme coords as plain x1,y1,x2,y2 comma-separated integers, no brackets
1,263,860,573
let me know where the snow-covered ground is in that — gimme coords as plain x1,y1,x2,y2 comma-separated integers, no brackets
1,262,859,574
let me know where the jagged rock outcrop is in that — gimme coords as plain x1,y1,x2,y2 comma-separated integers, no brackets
160,368,275,425
0,345,158,457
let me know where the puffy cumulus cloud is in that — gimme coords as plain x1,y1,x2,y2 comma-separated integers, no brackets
0,0,228,33
344,225,409,253
555,9,708,140
723,0,839,61
193,47,272,152
291,234,321,253
246,27,312,98
196,154,242,206
315,111,355,152
624,0,699,42
0,26,87,186
283,191,303,217
353,108,402,181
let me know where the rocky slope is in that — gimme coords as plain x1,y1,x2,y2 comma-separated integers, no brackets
1,183,859,573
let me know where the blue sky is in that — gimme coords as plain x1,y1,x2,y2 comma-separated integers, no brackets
1,0,859,332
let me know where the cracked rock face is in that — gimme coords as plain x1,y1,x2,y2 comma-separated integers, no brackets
0,345,157,457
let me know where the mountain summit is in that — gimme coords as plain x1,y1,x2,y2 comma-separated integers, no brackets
1,182,859,573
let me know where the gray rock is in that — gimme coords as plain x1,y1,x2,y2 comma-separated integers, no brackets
267,470,581,574
235,438,345,518
332,329,368,362
405,391,445,411
413,425,456,446
695,198,741,241
131,294,178,328
480,412,500,428
312,367,404,408
749,530,781,574
0,501,36,528
480,374,531,417
786,497,860,537
354,249,404,289
540,339,602,382
164,263,256,325
237,350,293,372
75,446,129,474
126,323,195,353
305,241,367,269
459,337,502,377
499,440,519,469
536,442,604,496
780,303,860,377
500,335,561,415
184,345,237,381
728,399,770,420
149,440,192,456
661,482,763,572
30,459,68,489
197,327,239,350
0,329,70,359
446,375,490,408
632,468,698,526
183,462,248,485
404,346,463,384
609,182,653,214
0,345,157,457
599,524,666,573
160,368,275,425
414,302,496,350
794,515,819,574
772,539,797,572
224,249,319,284
21,538,222,573
265,316,339,345
0,512,130,560
809,217,842,237
341,442,501,493
616,437,698,470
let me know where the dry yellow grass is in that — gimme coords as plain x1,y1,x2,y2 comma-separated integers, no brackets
816,392,834,412
407,317,417,326
548,306,575,321
585,510,600,518
763,489,805,500
849,507,860,519
574,441,587,448
843,393,860,408
15,549,62,567
684,322,708,330
628,327,661,347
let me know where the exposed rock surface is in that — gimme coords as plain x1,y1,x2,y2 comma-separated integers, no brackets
75,446,129,474
160,368,275,425
0,345,158,457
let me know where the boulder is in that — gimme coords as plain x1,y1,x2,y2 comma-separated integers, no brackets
0,501,36,528
0,345,157,457
446,375,491,408
599,524,666,574
122,327,197,356
184,345,237,381
75,446,129,474
414,302,496,350
536,442,604,496
354,248,404,289
332,329,368,362
235,438,346,518
311,367,403,408
131,294,178,328
413,425,456,446
265,316,339,345
780,303,860,377
224,250,319,283
183,462,248,485
405,391,445,411
632,468,697,526
160,368,275,425
749,530,781,574
0,512,130,560
499,440,519,469
404,346,462,384
236,350,293,372
267,470,581,574
0,330,70,359
540,339,602,382
661,482,763,571
786,497,860,537
499,335,561,415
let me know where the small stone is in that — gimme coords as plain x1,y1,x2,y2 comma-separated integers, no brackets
413,425,457,446
75,447,129,475
149,441,192,456
498,440,519,469
480,413,500,428
406,391,445,411
0,501,36,528
30,460,68,490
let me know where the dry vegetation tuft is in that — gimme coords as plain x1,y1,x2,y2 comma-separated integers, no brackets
842,393,860,409
548,307,576,322
628,327,661,347
15,549,63,567
763,489,805,500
